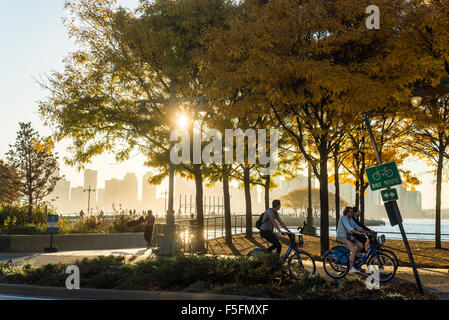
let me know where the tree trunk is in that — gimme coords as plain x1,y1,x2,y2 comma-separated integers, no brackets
264,174,270,210
334,155,340,227
360,152,366,224
243,166,252,238
435,150,443,249
355,178,360,210
303,162,316,235
319,145,330,256
28,195,33,215
222,167,233,245
194,165,205,250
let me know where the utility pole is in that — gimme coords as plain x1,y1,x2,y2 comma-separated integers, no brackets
84,185,95,215
162,191,168,215
364,115,423,294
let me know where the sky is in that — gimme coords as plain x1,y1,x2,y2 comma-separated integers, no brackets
0,0,447,209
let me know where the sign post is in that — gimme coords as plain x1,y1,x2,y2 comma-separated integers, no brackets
44,214,59,253
364,115,423,294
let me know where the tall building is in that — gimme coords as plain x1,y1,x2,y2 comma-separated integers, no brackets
397,186,422,218
339,183,355,206
123,173,138,209
84,169,98,190
52,177,70,213
105,178,122,212
70,186,86,213
142,172,160,211
97,188,105,211
365,188,382,217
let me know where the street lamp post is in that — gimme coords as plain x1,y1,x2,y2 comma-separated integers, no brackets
136,81,208,256
84,185,95,215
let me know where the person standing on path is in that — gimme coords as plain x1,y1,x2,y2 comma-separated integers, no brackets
143,210,156,249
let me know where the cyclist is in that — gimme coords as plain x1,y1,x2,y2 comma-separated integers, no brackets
259,199,293,255
351,207,375,254
336,206,368,273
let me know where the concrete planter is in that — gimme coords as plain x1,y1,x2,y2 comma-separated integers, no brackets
0,233,147,253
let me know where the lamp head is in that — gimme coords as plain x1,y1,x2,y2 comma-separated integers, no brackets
198,98,208,117
411,87,423,107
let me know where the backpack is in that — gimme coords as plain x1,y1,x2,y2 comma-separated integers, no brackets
255,211,269,230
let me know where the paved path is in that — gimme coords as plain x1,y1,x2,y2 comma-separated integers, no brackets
1,248,448,294
0,248,154,267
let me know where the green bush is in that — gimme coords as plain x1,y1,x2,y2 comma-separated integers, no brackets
108,215,146,233
68,216,109,234
1,224,47,235
183,281,214,293
0,204,50,231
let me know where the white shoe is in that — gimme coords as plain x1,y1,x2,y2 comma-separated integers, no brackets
348,267,360,273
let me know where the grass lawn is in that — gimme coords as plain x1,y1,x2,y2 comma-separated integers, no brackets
206,233,449,268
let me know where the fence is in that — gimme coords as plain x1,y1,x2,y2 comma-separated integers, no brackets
60,212,448,242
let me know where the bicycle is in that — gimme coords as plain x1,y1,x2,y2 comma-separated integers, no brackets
323,232,397,283
247,223,316,278
185,225,209,255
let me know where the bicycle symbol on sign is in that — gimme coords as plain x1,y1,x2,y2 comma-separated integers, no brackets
372,167,393,181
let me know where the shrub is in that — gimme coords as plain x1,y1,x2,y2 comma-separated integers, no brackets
0,204,50,231
1,224,47,235
108,215,146,233
68,216,108,233
183,281,214,293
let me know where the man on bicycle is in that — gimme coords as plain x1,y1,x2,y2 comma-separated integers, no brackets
351,207,375,254
259,200,292,255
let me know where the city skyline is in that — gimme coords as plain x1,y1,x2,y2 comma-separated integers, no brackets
48,168,423,219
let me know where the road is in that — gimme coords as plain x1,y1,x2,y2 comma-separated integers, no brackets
0,294,55,300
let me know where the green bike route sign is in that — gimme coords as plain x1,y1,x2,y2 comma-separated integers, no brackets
366,161,402,191
381,188,399,202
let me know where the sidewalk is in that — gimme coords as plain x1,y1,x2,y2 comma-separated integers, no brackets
0,247,154,266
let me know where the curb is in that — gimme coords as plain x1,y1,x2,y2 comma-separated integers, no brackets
0,283,270,300
441,294,449,301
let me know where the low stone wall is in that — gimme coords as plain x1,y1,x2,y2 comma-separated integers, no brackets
0,233,147,253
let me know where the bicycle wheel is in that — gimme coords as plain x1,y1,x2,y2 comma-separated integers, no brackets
247,248,265,257
287,250,316,278
367,253,396,283
150,234,163,249
379,249,399,271
196,240,209,255
323,250,349,279
188,238,208,255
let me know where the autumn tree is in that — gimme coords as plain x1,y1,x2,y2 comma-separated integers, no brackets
201,0,441,255
0,160,20,205
5,122,61,215
405,95,449,248
280,188,349,218
39,0,233,248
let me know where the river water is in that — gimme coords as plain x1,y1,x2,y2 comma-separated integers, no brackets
205,219,449,241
